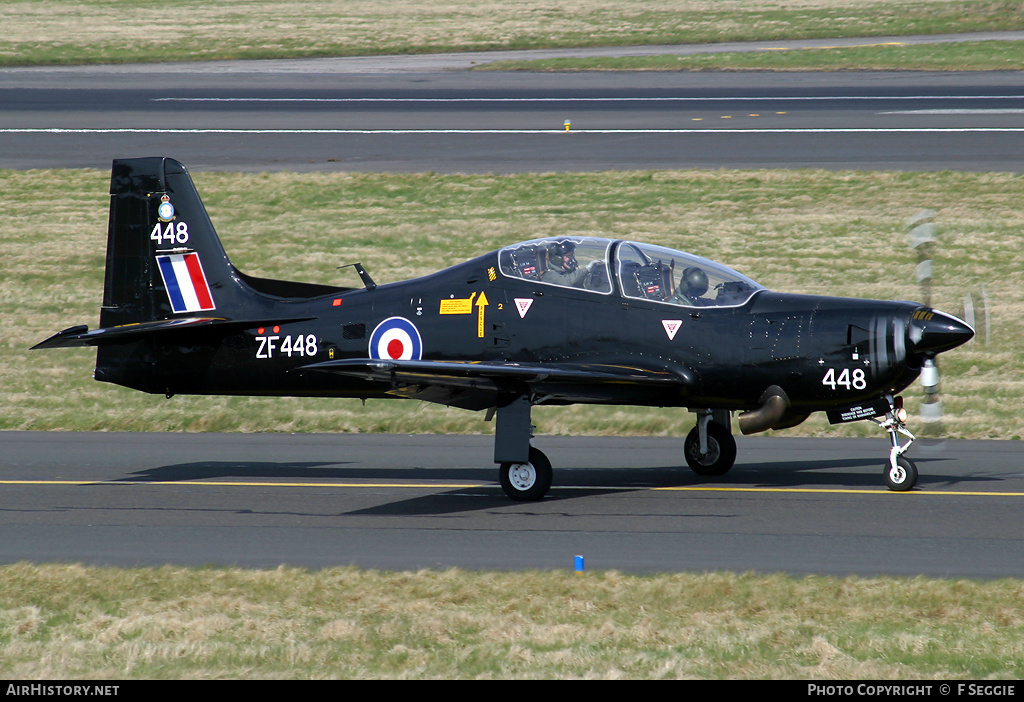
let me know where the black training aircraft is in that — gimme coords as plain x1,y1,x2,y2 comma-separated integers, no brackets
35,157,975,500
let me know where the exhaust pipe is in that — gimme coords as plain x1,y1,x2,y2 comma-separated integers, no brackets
738,385,790,435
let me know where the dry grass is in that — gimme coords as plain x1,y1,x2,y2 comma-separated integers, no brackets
2,1,1024,65
483,41,1024,72
1,563,1022,678
2,167,1021,439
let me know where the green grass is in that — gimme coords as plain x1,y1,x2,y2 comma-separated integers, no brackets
1,564,1022,678
481,40,1024,72
2,1,1024,67
2,167,1020,440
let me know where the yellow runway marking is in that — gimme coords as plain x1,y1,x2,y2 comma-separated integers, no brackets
654,486,1024,497
2,479,1022,497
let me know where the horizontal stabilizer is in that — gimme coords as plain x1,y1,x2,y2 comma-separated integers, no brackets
32,316,315,350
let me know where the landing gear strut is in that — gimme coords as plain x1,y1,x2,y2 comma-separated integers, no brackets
875,398,918,491
492,394,552,501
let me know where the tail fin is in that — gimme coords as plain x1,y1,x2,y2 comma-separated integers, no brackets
99,157,343,328
102,156,245,327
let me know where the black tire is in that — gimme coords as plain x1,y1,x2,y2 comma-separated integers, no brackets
884,455,918,492
499,447,553,501
684,422,737,476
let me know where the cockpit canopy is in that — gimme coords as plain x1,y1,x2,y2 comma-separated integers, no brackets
497,237,764,308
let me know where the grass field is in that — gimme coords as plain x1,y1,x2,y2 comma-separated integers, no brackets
2,1,1024,67
482,39,1024,72
2,564,1023,679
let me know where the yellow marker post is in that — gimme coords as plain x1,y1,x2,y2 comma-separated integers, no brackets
564,120,571,132
476,291,489,338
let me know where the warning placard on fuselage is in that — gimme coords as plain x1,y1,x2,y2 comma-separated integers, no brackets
826,399,892,424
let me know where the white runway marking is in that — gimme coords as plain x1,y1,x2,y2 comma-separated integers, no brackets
151,95,1024,104
881,109,1024,114
5,127,1024,134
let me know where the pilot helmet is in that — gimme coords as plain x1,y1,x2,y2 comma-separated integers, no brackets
547,239,578,272
682,266,709,297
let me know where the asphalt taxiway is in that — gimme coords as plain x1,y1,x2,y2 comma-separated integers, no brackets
2,432,1022,576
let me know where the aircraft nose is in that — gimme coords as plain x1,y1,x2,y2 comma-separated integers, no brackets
907,308,975,356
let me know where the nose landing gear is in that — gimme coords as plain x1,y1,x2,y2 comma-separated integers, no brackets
875,397,918,491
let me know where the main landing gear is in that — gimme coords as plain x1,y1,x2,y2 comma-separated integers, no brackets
492,395,553,501
683,409,737,476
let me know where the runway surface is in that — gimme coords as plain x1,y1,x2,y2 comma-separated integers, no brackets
4,40,1023,575
3,36,1024,173
3,431,1023,577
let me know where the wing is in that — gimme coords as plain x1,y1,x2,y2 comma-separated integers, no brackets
299,358,694,411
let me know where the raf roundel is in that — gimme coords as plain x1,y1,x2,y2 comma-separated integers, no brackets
368,317,423,361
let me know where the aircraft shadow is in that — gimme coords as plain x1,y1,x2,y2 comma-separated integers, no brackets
123,455,941,486
120,453,997,518
118,461,496,483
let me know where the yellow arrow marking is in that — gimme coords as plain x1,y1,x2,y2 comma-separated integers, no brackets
476,290,489,338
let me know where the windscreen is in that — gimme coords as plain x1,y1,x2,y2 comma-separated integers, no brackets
616,242,764,308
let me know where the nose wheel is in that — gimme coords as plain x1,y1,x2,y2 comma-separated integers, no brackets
884,455,918,492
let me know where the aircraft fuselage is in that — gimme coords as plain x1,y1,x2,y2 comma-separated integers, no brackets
96,251,934,417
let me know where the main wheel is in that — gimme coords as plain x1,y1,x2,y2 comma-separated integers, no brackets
684,422,737,476
499,447,552,501
884,455,918,492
